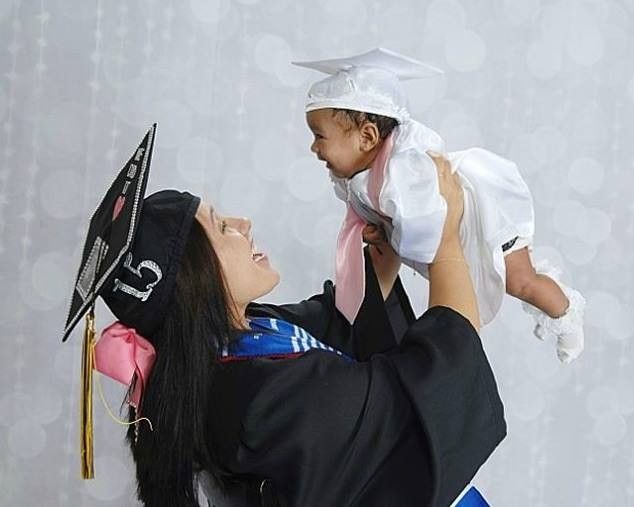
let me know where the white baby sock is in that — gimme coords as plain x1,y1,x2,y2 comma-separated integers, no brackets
521,260,586,364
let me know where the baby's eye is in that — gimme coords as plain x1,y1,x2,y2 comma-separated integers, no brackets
221,220,227,233
313,133,323,140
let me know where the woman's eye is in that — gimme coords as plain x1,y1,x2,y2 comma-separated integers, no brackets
221,220,227,233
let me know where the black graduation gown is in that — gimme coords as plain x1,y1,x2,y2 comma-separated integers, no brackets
205,250,506,507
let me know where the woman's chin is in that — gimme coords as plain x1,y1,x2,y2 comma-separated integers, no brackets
269,270,281,291
259,268,280,298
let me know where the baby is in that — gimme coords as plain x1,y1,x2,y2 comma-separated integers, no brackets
293,48,585,363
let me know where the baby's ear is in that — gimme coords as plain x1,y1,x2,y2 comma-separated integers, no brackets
359,121,380,151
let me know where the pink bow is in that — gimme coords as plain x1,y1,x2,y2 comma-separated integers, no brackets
94,322,156,411
335,133,394,323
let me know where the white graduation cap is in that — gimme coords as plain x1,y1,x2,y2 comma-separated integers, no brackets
292,48,443,122
293,47,443,80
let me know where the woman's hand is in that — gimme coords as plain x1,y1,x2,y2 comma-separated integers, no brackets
362,224,401,301
362,223,388,249
427,152,464,261
426,152,480,331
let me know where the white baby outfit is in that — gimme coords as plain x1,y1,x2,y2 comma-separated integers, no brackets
329,119,535,326
293,48,585,363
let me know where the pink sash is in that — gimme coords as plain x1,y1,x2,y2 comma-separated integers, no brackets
335,133,394,323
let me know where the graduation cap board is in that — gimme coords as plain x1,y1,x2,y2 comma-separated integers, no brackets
291,47,444,80
292,48,443,122
63,124,156,342
63,123,156,479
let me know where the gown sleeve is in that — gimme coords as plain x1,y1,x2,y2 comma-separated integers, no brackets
233,306,506,507
247,247,415,360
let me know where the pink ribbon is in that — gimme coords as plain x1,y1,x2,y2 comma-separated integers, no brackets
335,133,394,323
335,205,367,323
367,131,394,211
94,322,156,410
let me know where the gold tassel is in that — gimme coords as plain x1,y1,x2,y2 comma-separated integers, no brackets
80,308,96,479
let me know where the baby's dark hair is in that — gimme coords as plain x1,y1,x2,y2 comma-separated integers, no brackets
332,109,399,140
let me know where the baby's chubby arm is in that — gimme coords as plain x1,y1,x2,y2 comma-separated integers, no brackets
362,224,401,301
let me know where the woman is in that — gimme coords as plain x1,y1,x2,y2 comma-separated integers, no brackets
80,151,504,506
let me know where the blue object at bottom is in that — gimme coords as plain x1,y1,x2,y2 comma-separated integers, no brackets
455,486,490,506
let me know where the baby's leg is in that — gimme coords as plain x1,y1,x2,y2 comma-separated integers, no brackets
504,247,568,317
505,247,585,363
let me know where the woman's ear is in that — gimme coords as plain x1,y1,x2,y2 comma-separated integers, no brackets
358,121,380,152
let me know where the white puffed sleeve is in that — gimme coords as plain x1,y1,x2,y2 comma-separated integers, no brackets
376,119,450,264
380,148,447,264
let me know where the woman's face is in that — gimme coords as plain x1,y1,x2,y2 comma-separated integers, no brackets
195,200,280,310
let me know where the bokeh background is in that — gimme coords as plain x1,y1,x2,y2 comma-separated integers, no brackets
0,0,632,505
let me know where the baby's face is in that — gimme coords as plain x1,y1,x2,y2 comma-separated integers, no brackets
306,109,367,179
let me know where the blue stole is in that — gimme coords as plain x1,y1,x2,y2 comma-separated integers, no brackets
454,487,490,506
220,317,353,362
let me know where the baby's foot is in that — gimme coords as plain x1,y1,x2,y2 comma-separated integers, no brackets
551,286,585,363
521,267,585,363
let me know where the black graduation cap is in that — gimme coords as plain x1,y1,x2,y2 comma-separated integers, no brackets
62,124,156,343
64,124,201,479
63,124,155,480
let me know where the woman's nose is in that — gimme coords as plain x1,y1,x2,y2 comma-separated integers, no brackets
224,216,252,240
237,217,252,238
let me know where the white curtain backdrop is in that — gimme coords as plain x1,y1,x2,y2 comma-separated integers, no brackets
0,0,632,505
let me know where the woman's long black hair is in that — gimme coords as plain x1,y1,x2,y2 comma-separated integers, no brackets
126,219,235,506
